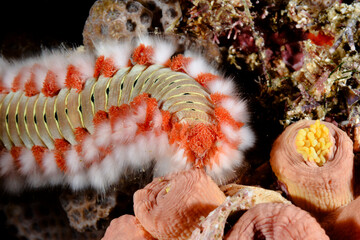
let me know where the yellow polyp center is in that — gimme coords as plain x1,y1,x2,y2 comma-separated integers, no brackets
295,120,332,166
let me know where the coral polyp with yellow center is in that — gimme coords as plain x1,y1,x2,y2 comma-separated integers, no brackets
270,119,354,214
295,120,332,166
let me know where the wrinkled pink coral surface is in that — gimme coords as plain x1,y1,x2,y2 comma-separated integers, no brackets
225,203,329,240
322,196,360,240
101,215,154,240
133,168,226,239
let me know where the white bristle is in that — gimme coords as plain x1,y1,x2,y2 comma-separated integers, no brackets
95,40,133,68
221,125,242,144
94,122,112,148
152,39,176,65
88,163,107,192
65,148,83,174
136,36,176,64
124,137,153,169
2,63,30,90
38,49,69,89
42,151,60,176
221,98,250,123
31,64,48,90
82,136,100,163
238,126,256,151
0,152,14,176
67,171,89,190
18,148,37,175
67,51,95,80
207,144,243,184
184,51,217,78
112,118,138,144
154,148,189,177
207,78,237,96
111,146,130,170
98,154,120,186
0,57,9,76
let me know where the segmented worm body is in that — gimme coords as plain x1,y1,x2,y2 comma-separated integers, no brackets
0,37,254,192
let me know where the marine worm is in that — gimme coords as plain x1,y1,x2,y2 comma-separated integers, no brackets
0,36,255,192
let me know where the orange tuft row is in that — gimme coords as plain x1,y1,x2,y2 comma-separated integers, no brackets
42,70,60,97
132,44,154,65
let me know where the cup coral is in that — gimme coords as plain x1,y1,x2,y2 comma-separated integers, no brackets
322,196,360,240
101,215,154,240
225,203,330,240
270,119,354,214
294,120,332,166
191,185,290,239
133,168,226,239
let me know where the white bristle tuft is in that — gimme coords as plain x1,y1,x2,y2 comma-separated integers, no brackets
31,64,48,90
42,151,60,176
124,137,153,169
112,119,138,144
0,152,14,176
154,148,189,177
0,57,9,75
40,151,64,186
221,98,250,123
82,136,100,163
68,171,89,190
39,50,69,89
136,35,154,46
221,125,242,144
94,123,112,148
136,36,176,64
153,133,171,158
3,63,30,90
238,126,256,151
45,172,64,187
131,103,148,123
152,39,176,65
184,51,217,78
67,51,95,79
152,109,163,130
207,144,243,184
88,163,107,192
95,40,133,68
112,146,130,170
18,148,37,175
207,77,237,96
98,154,120,185
65,148,83,174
